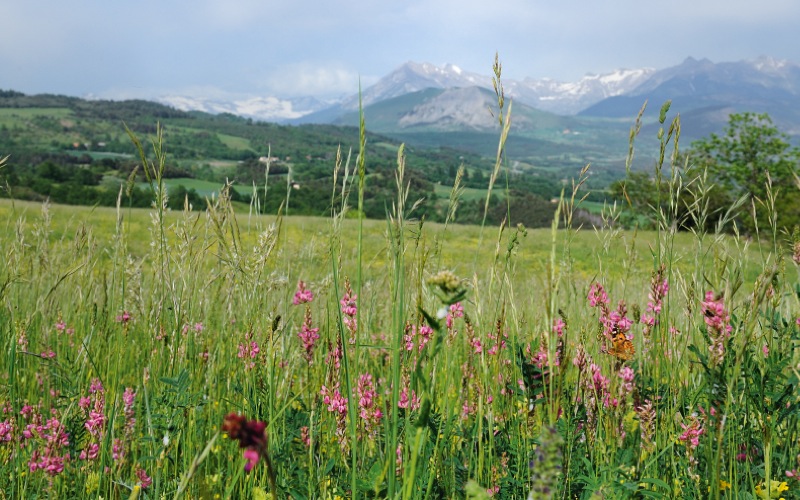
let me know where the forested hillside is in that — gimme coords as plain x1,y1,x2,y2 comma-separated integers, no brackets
0,90,581,226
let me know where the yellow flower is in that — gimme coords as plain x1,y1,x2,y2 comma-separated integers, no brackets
252,486,270,500
128,485,141,500
85,471,100,494
755,480,789,499
710,480,732,493
622,410,639,434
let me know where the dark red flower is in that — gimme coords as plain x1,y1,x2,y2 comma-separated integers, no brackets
222,413,267,451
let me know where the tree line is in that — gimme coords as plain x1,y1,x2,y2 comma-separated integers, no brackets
610,112,800,234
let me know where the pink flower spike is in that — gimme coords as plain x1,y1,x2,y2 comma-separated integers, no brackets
136,466,152,488
293,280,314,305
552,317,566,337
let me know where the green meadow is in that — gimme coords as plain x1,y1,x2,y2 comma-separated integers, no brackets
1,90,800,499
1,170,798,498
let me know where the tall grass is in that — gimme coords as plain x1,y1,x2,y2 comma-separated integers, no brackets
1,63,799,500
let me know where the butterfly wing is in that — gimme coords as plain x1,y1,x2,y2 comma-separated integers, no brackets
609,331,634,360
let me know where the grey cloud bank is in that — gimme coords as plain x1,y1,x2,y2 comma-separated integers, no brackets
1,0,798,101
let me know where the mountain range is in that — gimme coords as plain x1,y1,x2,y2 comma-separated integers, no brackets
581,56,800,138
154,56,800,141
154,61,657,122
96,55,800,175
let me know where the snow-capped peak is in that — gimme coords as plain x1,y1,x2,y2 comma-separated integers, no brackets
506,67,656,114
447,64,463,75
353,61,655,115
157,94,330,122
751,55,789,72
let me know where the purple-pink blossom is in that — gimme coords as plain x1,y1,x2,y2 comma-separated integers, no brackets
588,282,609,309
446,302,464,329
292,280,314,305
679,419,704,449
701,291,732,366
297,308,320,363
136,466,153,488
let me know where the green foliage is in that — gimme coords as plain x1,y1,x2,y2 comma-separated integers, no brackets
689,112,800,232
612,111,800,234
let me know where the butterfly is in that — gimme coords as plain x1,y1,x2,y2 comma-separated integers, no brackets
607,329,635,361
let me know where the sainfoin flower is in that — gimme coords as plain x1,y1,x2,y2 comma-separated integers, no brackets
123,387,136,437
292,280,314,305
320,384,349,453
26,415,71,476
356,373,382,439
297,307,320,363
136,466,152,489
340,277,358,344
237,332,260,370
679,416,704,450
446,302,464,329
701,291,732,366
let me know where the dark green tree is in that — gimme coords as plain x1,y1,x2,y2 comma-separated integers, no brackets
688,112,800,232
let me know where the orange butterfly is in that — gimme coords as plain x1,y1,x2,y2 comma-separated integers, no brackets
608,330,634,361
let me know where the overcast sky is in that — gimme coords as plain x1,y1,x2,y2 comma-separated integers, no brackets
1,0,798,101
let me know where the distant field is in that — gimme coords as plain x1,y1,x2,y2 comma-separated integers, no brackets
0,198,766,284
0,107,73,122
131,177,253,197
579,200,612,214
205,160,240,167
373,141,401,153
64,150,133,160
216,132,254,151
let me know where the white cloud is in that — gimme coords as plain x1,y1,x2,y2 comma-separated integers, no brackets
260,62,377,98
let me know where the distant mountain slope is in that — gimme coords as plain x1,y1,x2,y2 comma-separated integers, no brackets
326,86,635,165
294,61,654,124
0,90,494,171
580,56,800,140
333,86,575,133
506,68,655,115
115,56,800,140
341,62,489,110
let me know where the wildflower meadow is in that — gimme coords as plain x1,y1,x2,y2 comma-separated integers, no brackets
1,76,800,499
